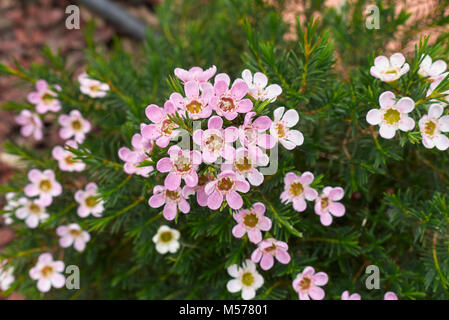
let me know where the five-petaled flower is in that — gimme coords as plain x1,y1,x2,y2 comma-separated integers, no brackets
15,197,49,228
251,238,291,270
226,259,264,300
58,110,92,143
24,169,62,206
418,104,449,150
27,80,61,114
232,202,272,244
75,183,104,218
78,72,110,98
270,107,304,150
56,223,91,252
241,69,282,102
142,102,180,148
148,185,191,221
174,65,217,84
370,53,409,82
204,170,250,210
15,110,43,140
221,148,265,186
52,140,86,172
280,171,318,212
170,81,214,119
314,186,345,226
292,266,328,300
152,225,181,254
29,253,65,293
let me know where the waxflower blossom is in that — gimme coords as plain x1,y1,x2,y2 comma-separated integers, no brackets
270,107,304,150
141,102,180,148
370,53,410,82
0,260,14,291
170,81,214,119
29,253,65,293
75,183,104,218
15,197,49,228
152,225,180,254
341,290,361,300
56,223,91,252
314,186,345,226
183,173,215,207
204,170,250,210
27,80,61,114
280,171,318,212
209,73,253,120
241,69,282,102
251,238,291,270
24,169,62,206
238,112,274,166
148,185,191,221
232,202,272,244
15,110,43,140
426,76,449,106
419,104,449,150
52,140,86,172
156,146,202,191
366,91,415,139
227,259,264,300
58,110,91,143
292,266,328,300
2,193,18,225
174,65,217,84
193,116,238,163
418,55,447,81
384,291,398,300
78,72,109,98
221,148,265,186
118,128,154,177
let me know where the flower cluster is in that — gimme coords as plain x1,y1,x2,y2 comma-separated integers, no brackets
0,260,15,292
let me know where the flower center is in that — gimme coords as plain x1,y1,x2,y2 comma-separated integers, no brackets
85,196,98,208
299,277,311,290
263,244,277,255
244,127,258,145
41,265,54,278
160,231,173,243
241,272,254,286
39,180,51,192
289,182,304,197
90,84,100,92
186,100,203,114
72,120,82,131
29,203,41,214
235,156,252,172
217,177,234,191
166,190,180,200
320,197,329,209
275,121,287,138
42,93,54,104
243,213,259,228
65,155,77,165
161,119,176,135
69,229,82,237
383,108,400,125
424,120,437,136
218,97,235,113
174,155,191,172
205,134,223,151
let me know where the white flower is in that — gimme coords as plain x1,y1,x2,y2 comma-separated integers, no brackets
29,253,65,293
75,183,104,218
241,69,282,102
24,169,62,206
15,110,43,140
426,75,449,106
270,106,304,150
0,260,15,291
2,192,19,225
78,72,109,98
152,225,180,254
15,197,49,228
366,91,415,139
418,55,447,81
58,110,91,143
370,53,410,82
419,104,449,150
52,140,86,172
56,223,91,252
226,259,264,300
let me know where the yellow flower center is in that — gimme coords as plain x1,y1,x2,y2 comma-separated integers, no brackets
39,180,51,192
42,93,54,104
69,229,82,237
160,231,173,243
72,120,82,131
424,120,436,136
161,119,176,135
321,197,329,209
383,108,400,125
235,157,252,172
289,182,304,197
275,122,287,138
186,100,203,114
85,196,98,208
41,265,54,277
29,203,41,214
241,272,254,286
299,277,311,290
243,213,258,228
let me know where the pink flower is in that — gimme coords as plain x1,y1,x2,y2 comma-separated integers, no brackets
221,148,265,186
174,65,217,84
193,116,238,163
314,186,345,226
24,169,62,206
58,110,91,143
251,238,291,270
384,291,398,300
232,202,272,244
238,112,275,166
341,290,361,300
418,55,447,81
27,80,61,114
426,76,449,106
170,81,214,119
118,128,154,177
157,146,201,191
280,172,318,212
370,53,410,82
148,185,191,221
29,253,65,293
292,266,328,300
241,69,282,102
15,110,43,140
56,223,90,252
141,102,180,148
52,140,86,172
15,197,49,228
204,170,250,210
78,72,109,98
270,107,304,150
366,91,415,139
419,104,449,150
183,173,215,207
75,183,104,218
209,73,253,120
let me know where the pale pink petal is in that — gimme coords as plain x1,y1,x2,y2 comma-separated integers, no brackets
207,191,223,210
366,109,382,125
163,202,177,220
309,286,325,300
260,254,274,270
378,91,395,108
